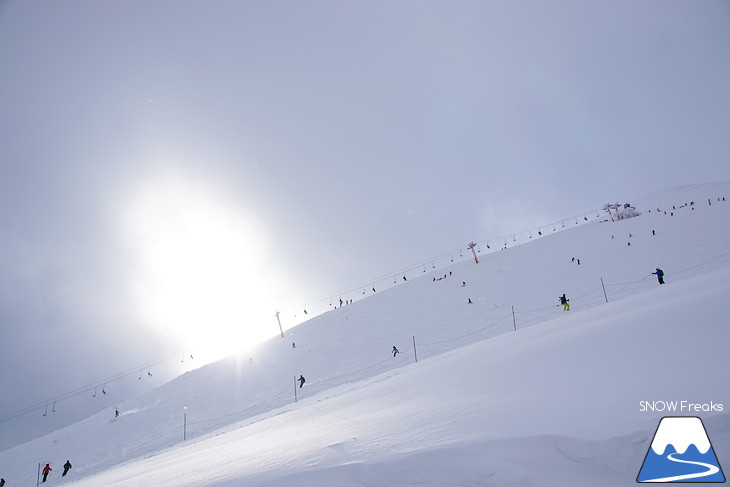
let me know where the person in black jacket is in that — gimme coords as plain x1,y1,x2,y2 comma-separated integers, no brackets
559,294,570,311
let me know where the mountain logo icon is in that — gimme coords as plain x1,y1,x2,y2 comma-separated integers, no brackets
637,416,725,483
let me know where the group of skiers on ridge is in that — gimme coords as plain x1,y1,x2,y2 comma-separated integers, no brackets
559,267,665,311
2,462,71,486
0,460,73,485
38,461,72,483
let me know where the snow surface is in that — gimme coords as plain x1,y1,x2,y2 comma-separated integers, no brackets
1,183,729,486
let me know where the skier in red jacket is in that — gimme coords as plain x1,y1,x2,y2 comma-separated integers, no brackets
42,464,52,483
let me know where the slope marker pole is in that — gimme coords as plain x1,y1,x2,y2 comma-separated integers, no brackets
512,305,517,331
601,277,608,303
412,336,418,363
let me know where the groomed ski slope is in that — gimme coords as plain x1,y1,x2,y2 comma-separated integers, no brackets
1,183,729,486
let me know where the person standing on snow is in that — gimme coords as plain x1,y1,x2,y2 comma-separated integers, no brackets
559,294,570,311
392,346,399,357
42,464,52,483
62,460,72,477
652,268,665,285
298,375,306,388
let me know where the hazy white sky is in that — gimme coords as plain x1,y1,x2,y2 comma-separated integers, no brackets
1,0,729,448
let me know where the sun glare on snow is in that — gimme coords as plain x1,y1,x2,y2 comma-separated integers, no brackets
122,179,275,363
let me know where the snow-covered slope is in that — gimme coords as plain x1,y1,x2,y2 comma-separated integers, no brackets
1,183,729,486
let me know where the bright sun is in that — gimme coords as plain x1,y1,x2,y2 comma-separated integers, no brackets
122,178,276,363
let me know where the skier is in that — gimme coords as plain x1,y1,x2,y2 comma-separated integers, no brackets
115,408,119,418
559,294,570,311
1,477,5,486
392,346,399,357
62,460,72,477
42,464,52,483
298,375,305,388
652,268,665,285
468,298,473,304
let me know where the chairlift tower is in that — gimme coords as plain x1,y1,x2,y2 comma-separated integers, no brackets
274,310,284,338
468,241,479,264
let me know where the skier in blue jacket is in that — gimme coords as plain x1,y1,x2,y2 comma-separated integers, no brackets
652,268,665,285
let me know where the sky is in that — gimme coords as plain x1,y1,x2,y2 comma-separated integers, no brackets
1,0,730,449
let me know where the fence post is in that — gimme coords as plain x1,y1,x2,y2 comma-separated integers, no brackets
512,305,517,331
601,277,608,303
412,335,418,363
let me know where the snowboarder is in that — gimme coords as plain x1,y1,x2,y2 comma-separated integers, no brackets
115,408,119,418
298,375,305,388
42,464,51,483
1,477,5,486
559,294,570,311
392,346,399,357
468,298,473,304
62,461,72,477
652,268,665,285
